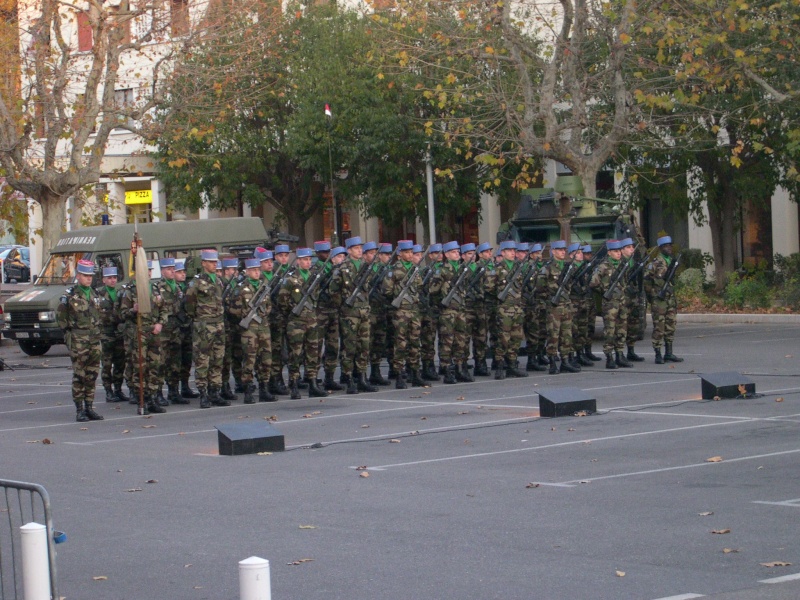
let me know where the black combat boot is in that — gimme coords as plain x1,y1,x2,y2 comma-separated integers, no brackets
443,365,457,384
490,358,499,371
605,352,618,369
324,371,344,391
298,377,309,390
268,375,282,396
526,354,546,372
422,361,440,381
84,401,104,421
309,378,328,398
244,383,256,404
664,342,684,363
258,381,276,402
199,389,212,409
395,371,408,389
560,354,579,373
473,359,490,377
410,369,427,387
114,384,130,403
627,345,645,362
507,360,529,378
75,404,89,422
356,371,378,393
345,374,358,395
155,387,170,407
654,347,664,364
104,385,115,402
128,387,139,404
181,379,200,399
234,379,245,394
221,381,236,401
494,360,506,380
585,345,602,362
577,351,593,367
289,377,302,400
170,383,189,405
387,366,399,380
146,393,166,414
439,364,447,376
457,363,474,382
538,347,549,366
210,386,230,406
275,374,289,395
615,350,633,368
548,356,558,375
570,353,583,371
369,364,389,386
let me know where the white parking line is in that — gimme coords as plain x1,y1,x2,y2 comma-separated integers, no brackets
759,572,800,584
651,594,705,600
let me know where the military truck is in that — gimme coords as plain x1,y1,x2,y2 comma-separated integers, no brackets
3,217,276,356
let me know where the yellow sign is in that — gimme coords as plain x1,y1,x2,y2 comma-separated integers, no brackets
124,190,152,205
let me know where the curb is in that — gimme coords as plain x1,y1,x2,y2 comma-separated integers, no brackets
676,313,800,324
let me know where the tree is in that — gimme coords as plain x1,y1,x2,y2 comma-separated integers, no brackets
0,0,209,258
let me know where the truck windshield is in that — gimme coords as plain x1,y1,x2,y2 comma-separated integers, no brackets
36,252,92,285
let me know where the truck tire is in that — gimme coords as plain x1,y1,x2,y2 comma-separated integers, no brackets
18,340,52,356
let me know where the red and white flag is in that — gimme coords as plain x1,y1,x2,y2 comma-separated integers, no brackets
324,103,332,118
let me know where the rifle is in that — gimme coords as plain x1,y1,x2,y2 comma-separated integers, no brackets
222,271,244,305
238,277,272,329
626,246,659,284
391,247,432,308
498,259,525,303
291,258,331,316
463,261,487,300
657,252,682,300
441,261,472,308
550,260,576,306
344,256,379,308
572,246,606,288
368,247,400,301
270,258,297,303
603,259,631,300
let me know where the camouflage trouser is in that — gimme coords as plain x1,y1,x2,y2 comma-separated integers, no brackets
123,323,135,390
340,306,371,374
241,324,272,384
270,315,288,378
438,306,467,366
223,319,244,385
625,291,644,346
391,306,420,372
126,321,162,395
486,302,498,358
161,323,182,387
650,295,678,347
587,293,598,342
420,307,440,362
546,301,574,356
66,332,101,407
100,328,125,389
179,325,193,383
601,297,628,354
193,319,225,391
570,296,590,351
494,303,524,365
523,303,540,357
369,303,388,365
316,308,340,373
287,310,320,381
464,304,488,362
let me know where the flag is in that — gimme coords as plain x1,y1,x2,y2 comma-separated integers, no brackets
324,103,332,118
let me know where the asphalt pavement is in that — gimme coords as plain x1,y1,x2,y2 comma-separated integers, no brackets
1,322,800,600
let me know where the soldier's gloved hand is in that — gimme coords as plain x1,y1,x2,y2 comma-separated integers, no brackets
152,323,163,335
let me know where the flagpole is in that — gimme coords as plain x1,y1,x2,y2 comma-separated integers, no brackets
325,103,339,246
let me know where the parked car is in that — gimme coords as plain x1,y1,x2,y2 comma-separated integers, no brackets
1,247,30,282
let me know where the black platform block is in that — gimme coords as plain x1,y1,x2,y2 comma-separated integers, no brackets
538,387,597,418
216,422,285,456
700,372,756,400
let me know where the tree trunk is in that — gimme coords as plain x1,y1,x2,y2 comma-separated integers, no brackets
708,185,738,292
37,189,68,264
284,207,307,248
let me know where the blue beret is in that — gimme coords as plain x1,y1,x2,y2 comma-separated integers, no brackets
274,244,290,254
159,258,176,268
147,260,155,270
398,240,414,251
476,242,492,253
499,240,516,251
412,244,423,253
607,239,622,250
314,241,331,252
345,236,363,249
330,246,346,258
620,237,634,248
657,235,672,246
77,260,95,275
567,243,581,254
442,241,461,252
460,243,476,253
296,248,313,258
582,245,593,254
530,243,543,253
201,249,218,261
551,240,568,250
515,242,529,252
260,250,274,261
221,258,238,269
174,260,185,271
253,247,267,260
102,266,118,277
379,243,393,253
429,243,443,253
362,241,378,252
216,261,222,270
244,258,261,269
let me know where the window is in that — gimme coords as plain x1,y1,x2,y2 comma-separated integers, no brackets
171,0,189,36
114,88,135,128
77,11,93,51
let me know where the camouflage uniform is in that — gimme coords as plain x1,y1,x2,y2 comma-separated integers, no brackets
419,260,442,376
95,283,126,398
269,263,291,386
624,255,646,358
278,267,323,394
176,279,195,392
590,258,628,355
369,261,392,375
315,263,340,383
429,260,469,377
222,274,245,394
57,284,102,415
521,260,546,367
157,277,186,402
645,254,679,351
463,262,489,373
383,259,423,385
229,274,272,402
569,262,593,362
486,259,526,376
539,259,575,360
184,271,225,400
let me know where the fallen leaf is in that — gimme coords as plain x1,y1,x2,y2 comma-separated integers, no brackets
193,586,202,589
785,354,793,358
711,529,731,534
184,564,192,568
256,452,272,456
80,427,88,431
125,488,143,493
302,414,314,418
776,397,784,402
142,424,156,429
706,456,723,463
615,570,625,577
237,415,250,419
26,440,39,444
92,576,108,581
145,479,158,484
568,428,576,432
456,395,465,401
361,424,370,428
359,472,370,478
761,561,791,567
698,511,714,516
288,558,314,566
299,525,317,529
574,410,589,417
27,401,36,405
311,411,321,415
389,439,401,443
713,396,721,401
551,427,556,431
420,417,427,420
723,548,740,554
458,411,470,415
422,391,431,395
525,482,540,489
42,438,52,445
121,430,130,434
355,465,368,470
409,395,422,399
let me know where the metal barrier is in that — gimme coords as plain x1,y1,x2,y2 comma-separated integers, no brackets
0,479,59,600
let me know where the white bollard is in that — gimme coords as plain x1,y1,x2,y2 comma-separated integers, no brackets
20,522,50,600
239,556,271,600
